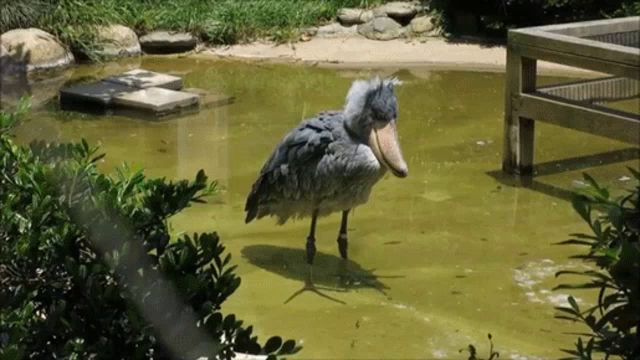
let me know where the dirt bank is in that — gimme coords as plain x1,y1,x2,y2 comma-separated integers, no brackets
201,36,598,77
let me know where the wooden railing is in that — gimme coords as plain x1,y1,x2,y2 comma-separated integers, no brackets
502,16,640,175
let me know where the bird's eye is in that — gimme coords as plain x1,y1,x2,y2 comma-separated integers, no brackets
374,112,392,123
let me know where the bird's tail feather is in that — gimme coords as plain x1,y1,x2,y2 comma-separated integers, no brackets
244,175,264,223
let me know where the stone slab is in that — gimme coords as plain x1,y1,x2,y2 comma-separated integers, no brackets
183,88,235,108
112,87,199,113
104,69,183,90
59,81,135,106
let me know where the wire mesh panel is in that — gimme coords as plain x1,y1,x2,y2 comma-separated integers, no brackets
538,76,640,106
584,30,640,49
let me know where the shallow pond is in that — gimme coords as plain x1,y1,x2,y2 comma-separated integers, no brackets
13,57,639,359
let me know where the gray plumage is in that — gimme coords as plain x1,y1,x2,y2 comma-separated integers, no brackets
245,77,405,226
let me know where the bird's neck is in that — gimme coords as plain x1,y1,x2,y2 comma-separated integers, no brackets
343,114,369,144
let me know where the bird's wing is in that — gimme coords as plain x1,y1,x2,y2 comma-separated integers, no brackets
244,113,339,223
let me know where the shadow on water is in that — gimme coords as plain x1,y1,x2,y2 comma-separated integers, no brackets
487,147,640,201
241,245,403,304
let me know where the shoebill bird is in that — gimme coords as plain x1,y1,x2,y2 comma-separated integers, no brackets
244,77,408,265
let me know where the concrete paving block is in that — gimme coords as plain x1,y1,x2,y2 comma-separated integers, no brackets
59,81,135,106
112,87,199,114
105,69,183,90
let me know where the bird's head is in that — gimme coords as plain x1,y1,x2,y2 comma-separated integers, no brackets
343,76,408,178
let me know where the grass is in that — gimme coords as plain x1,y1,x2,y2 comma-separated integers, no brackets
0,0,387,60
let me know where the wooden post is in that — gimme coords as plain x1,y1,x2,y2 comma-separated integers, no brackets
502,45,537,176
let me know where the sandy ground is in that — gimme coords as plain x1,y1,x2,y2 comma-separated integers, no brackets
201,36,599,77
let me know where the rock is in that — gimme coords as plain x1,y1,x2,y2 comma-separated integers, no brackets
0,28,74,72
371,6,389,18
0,43,8,61
316,22,358,38
377,1,418,23
409,16,435,34
357,17,406,40
337,8,362,25
299,27,317,41
300,27,318,36
105,69,183,90
414,0,430,13
112,87,199,114
139,31,197,54
0,42,25,77
337,8,376,26
95,24,141,58
360,10,375,23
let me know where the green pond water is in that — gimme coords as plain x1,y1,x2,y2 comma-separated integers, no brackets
13,57,639,359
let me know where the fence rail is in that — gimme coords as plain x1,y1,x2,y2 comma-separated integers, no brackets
502,16,640,175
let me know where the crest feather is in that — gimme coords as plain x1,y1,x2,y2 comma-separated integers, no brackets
343,76,401,120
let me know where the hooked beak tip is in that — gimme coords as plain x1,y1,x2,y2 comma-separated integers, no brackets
391,166,408,178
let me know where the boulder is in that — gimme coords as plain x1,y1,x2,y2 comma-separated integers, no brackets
0,43,22,76
357,17,406,40
337,8,374,26
0,28,74,72
299,27,317,41
377,1,418,23
360,10,375,23
300,27,318,37
316,22,358,38
95,24,141,58
409,16,435,34
337,8,362,25
139,31,197,54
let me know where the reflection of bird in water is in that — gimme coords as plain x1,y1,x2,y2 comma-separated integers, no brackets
244,77,408,265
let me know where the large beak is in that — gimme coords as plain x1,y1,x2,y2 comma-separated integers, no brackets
369,121,408,178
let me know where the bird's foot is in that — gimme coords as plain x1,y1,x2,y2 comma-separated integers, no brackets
305,236,316,265
284,267,347,305
337,234,348,260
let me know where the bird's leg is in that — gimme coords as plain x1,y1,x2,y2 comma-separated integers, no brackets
306,210,319,264
337,210,349,260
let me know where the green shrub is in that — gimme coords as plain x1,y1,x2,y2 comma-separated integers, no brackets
430,0,640,38
0,99,299,359
555,170,640,359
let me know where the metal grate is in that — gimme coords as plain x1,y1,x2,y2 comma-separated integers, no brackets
538,76,640,106
584,30,640,49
